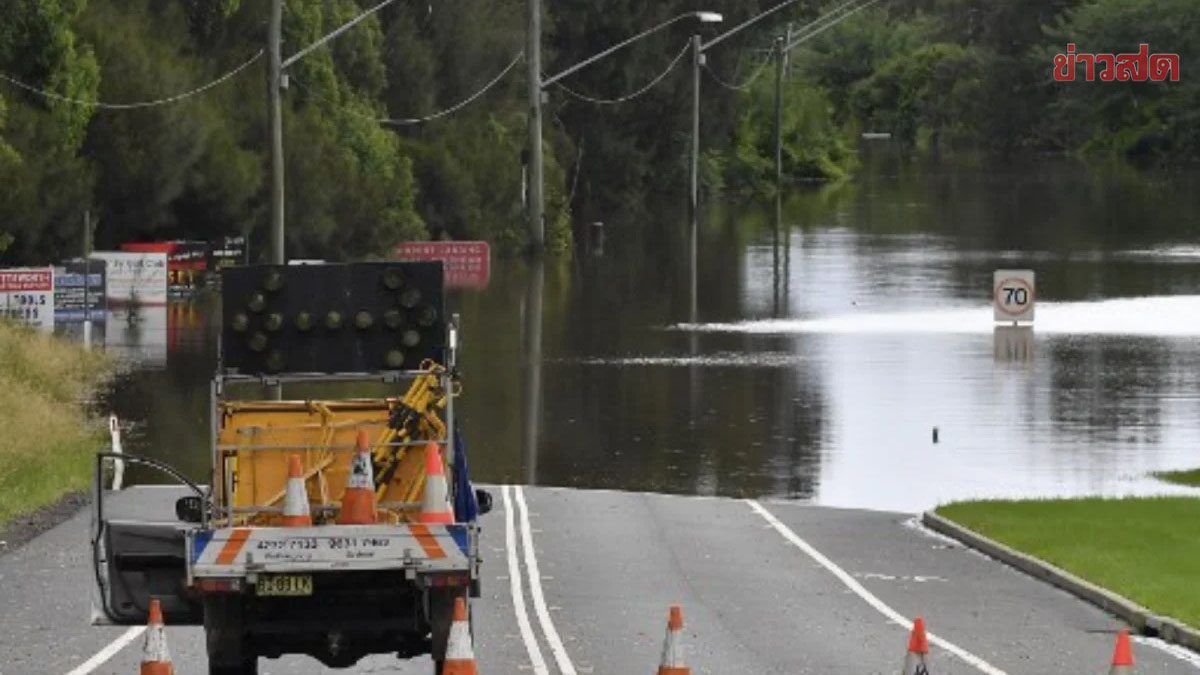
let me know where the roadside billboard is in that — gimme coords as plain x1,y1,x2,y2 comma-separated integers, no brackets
0,267,55,330
393,241,490,289
55,260,107,322
208,235,247,271
90,251,168,305
121,241,209,292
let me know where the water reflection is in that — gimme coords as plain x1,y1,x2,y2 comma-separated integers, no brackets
993,325,1035,363
84,156,1200,512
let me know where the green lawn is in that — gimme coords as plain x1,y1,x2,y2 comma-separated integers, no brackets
1155,469,1200,488
937,498,1200,628
0,322,111,526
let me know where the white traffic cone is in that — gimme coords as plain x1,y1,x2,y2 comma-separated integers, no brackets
1109,628,1134,674
419,442,454,524
442,596,478,675
281,454,312,527
337,430,377,525
140,598,174,675
902,617,931,675
657,605,690,675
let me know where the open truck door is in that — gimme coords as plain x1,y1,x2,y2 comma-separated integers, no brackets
91,452,208,626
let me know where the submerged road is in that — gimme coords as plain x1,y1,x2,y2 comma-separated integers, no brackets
2,486,1199,674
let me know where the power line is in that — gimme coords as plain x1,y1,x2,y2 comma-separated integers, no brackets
703,54,773,92
706,0,885,93
0,50,264,110
702,0,805,51
785,0,885,52
293,50,524,126
380,50,524,125
552,41,690,106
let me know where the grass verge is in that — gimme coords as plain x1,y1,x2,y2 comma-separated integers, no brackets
937,497,1200,628
1155,468,1200,488
0,321,111,526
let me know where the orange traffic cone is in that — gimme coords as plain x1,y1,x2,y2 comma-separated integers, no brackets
442,596,478,675
656,605,690,675
281,454,312,527
418,442,454,524
1110,628,1134,674
336,430,377,525
140,598,174,675
902,617,931,675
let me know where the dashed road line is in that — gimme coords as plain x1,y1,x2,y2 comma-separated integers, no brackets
747,499,1008,675
63,626,145,675
502,485,550,675
514,485,578,675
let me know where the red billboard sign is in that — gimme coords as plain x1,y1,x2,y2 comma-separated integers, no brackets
0,268,53,292
393,241,490,289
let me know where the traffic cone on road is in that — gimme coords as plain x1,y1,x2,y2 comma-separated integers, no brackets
418,442,454,524
140,598,174,675
1109,628,1134,674
442,596,478,675
656,605,690,675
336,430,377,525
281,454,312,527
902,617,931,675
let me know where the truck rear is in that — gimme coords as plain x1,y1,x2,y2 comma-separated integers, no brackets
90,262,487,675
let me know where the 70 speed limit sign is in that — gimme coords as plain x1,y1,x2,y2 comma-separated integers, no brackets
994,269,1035,323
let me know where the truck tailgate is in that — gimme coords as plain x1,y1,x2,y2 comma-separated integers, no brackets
189,524,472,576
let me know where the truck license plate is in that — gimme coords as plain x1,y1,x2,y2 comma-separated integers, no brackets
256,574,313,597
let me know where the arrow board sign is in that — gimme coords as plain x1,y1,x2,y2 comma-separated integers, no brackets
994,269,1035,323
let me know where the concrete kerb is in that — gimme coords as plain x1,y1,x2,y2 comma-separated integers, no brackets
921,510,1200,654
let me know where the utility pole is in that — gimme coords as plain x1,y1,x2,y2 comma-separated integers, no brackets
526,0,545,251
83,210,93,348
774,24,793,187
773,36,785,187
268,0,285,265
690,34,703,216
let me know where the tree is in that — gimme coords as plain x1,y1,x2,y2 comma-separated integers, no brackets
1046,0,1200,162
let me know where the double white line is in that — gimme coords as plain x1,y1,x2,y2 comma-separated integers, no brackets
502,485,577,675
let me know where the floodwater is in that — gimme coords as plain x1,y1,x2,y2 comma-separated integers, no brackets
88,152,1200,512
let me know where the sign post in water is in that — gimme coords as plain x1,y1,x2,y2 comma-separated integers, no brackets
993,269,1035,324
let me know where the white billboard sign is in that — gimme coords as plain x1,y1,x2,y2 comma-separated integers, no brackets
90,252,168,305
0,267,55,330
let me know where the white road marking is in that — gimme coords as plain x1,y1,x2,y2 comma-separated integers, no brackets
1133,637,1200,669
515,485,578,675
747,499,1008,675
63,626,145,675
503,486,550,675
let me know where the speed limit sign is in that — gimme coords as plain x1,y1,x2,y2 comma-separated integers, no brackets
994,269,1035,323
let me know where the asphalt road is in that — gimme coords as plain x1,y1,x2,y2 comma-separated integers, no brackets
3,486,1200,674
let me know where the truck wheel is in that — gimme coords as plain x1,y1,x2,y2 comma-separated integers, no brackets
204,596,257,675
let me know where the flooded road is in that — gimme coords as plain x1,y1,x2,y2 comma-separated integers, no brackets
89,154,1200,511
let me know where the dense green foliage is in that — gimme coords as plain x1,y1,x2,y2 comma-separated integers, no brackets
797,0,1198,161
0,0,1194,263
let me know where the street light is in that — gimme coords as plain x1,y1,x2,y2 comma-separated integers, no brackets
268,0,400,264
526,10,723,251
690,0,805,215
